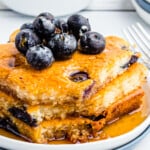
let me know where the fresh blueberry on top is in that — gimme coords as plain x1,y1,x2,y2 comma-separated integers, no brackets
26,45,54,70
48,33,77,60
67,14,91,39
20,23,34,31
54,19,68,33
15,29,40,55
38,12,54,22
79,31,105,54
80,25,89,35
33,16,55,38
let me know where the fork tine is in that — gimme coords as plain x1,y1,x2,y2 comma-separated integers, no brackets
123,26,150,69
132,24,150,50
127,26,150,60
123,29,137,53
136,22,150,41
123,29,143,53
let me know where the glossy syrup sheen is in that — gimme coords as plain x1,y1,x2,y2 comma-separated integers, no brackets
0,103,148,144
0,37,134,106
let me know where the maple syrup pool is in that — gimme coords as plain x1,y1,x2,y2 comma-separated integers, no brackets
0,97,148,144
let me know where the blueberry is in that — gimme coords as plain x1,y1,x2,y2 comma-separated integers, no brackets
26,45,54,70
79,31,105,54
122,55,138,68
67,14,91,39
48,33,77,60
9,107,37,127
15,29,40,55
20,23,34,30
33,16,55,38
70,71,89,82
38,12,54,22
54,19,68,33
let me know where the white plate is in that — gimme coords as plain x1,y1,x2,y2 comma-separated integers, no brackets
0,73,150,150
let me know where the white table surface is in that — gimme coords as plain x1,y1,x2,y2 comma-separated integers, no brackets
0,10,150,150
0,10,150,43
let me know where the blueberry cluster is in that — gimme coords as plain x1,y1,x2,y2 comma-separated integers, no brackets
15,12,106,70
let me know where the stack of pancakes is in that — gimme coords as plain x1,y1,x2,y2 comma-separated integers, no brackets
0,36,148,143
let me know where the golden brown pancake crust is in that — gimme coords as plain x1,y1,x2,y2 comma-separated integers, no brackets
0,37,135,105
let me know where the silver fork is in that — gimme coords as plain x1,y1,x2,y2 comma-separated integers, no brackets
123,22,150,69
